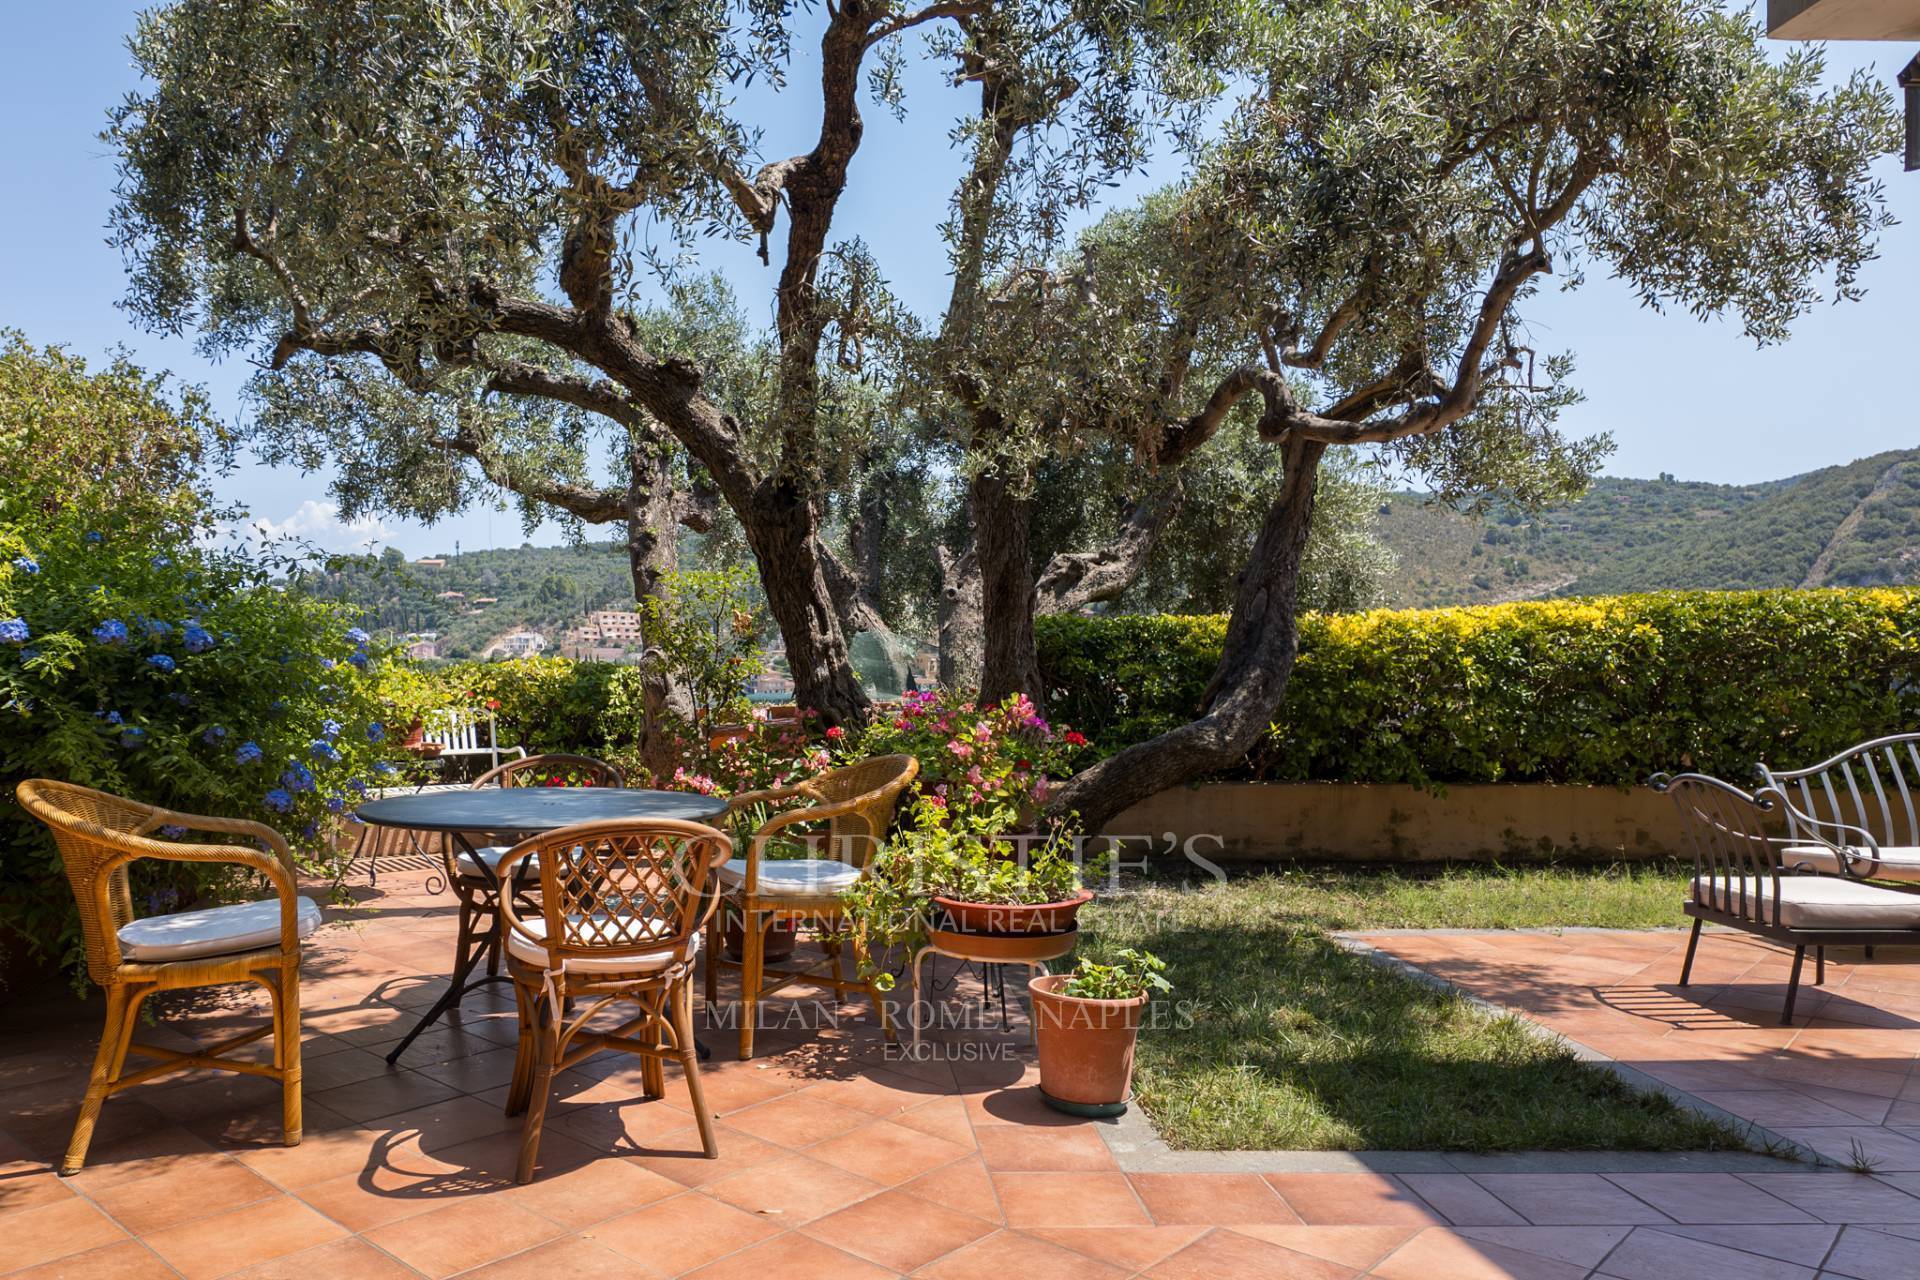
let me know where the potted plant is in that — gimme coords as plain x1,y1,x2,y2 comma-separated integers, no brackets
1030,949,1171,1117
839,798,1101,980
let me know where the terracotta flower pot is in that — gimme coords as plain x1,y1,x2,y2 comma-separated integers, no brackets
1029,973,1146,1116
932,888,1093,936
707,723,752,749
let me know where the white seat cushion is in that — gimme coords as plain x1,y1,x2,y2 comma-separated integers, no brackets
1780,845,1920,882
1691,875,1920,930
504,914,699,974
118,896,323,961
455,845,538,878
716,858,862,897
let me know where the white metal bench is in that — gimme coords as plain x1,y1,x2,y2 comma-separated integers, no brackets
1758,733,1920,882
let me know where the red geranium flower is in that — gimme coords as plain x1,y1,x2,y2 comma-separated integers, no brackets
1064,730,1088,747
825,725,845,740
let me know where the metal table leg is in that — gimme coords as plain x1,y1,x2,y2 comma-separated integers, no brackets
384,829,514,1065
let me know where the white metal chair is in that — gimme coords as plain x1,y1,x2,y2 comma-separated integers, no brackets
424,708,526,773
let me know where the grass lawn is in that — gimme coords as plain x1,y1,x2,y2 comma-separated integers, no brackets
1075,860,1746,1153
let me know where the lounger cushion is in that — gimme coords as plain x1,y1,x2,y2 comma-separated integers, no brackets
118,896,324,961
454,844,539,879
1690,874,1920,930
1779,845,1920,882
504,914,698,974
717,858,862,897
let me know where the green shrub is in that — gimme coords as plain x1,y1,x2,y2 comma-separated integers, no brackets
1037,590,1920,787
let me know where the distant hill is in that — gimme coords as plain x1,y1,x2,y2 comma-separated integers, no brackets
1378,449,1920,608
293,543,636,659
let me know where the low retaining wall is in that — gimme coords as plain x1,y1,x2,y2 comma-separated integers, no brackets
1101,781,1677,863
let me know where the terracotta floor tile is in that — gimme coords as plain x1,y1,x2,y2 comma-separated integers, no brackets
142,1194,345,1280
219,1235,426,1280
1141,1226,1360,1279
0,1168,77,1214
915,1228,1127,1280
991,1171,1151,1228
590,1191,781,1274
1596,1227,1815,1280
310,1069,464,1123
1026,1225,1210,1270
1264,1172,1444,1226
1128,1172,1299,1225
457,1233,659,1280
887,1096,976,1148
0,1197,128,1271
362,1196,561,1277
85,1154,280,1234
290,1144,510,1233
797,1066,948,1118
502,1145,684,1228
1469,1174,1674,1226
804,1117,972,1185
1370,1227,1588,1280
801,1186,995,1270
682,1230,898,1280
5,1239,177,1280
1229,1225,1419,1270
972,1124,1113,1171
900,1155,1004,1223
628,1123,783,1188
718,1092,870,1149
698,1152,884,1223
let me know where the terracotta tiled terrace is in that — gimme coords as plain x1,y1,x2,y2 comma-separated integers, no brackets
12,877,1920,1280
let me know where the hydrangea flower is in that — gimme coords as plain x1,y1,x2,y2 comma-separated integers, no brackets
0,618,28,644
10,556,37,574
365,721,385,743
300,822,319,840
310,740,341,764
374,762,398,776
325,795,345,814
157,824,187,839
142,618,172,637
282,761,316,792
345,627,370,647
319,657,337,671
105,710,124,725
203,725,228,744
120,726,146,748
182,623,215,653
147,654,176,673
263,788,293,813
91,619,129,645
169,691,193,707
346,650,370,670
84,531,103,544
321,719,342,739
235,740,263,765
151,555,172,569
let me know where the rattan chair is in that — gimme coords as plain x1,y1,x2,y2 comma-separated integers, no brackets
497,817,729,1183
704,754,919,1058
15,780,317,1175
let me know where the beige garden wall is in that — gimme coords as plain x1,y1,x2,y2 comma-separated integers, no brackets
1100,781,1679,863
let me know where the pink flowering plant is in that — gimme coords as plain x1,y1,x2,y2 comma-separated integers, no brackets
840,689,1088,820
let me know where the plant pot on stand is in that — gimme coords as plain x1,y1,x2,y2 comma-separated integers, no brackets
1029,974,1146,1118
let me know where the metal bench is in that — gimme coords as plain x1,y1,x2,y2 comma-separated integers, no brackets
1757,733,1920,882
1653,771,1920,1023
423,708,526,775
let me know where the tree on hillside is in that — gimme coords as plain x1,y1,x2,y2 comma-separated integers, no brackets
1017,0,1898,830
107,0,1226,724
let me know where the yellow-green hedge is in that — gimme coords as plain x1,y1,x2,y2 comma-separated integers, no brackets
1036,590,1920,786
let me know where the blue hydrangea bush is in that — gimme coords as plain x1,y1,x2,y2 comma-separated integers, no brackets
0,517,404,979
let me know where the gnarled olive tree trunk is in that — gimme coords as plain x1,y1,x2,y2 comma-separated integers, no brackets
1047,440,1327,833
971,464,1047,707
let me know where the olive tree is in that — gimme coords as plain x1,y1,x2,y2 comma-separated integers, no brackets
1018,0,1899,829
107,0,1231,724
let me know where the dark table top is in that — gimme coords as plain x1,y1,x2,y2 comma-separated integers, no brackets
354,787,730,835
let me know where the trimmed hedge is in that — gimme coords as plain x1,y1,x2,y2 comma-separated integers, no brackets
1037,590,1920,787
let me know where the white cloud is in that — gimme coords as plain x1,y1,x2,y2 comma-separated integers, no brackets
236,501,397,555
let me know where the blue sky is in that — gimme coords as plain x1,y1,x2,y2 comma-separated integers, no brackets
3,4,1915,559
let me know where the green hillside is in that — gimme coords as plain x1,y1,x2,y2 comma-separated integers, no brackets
292,543,636,659
1379,449,1920,608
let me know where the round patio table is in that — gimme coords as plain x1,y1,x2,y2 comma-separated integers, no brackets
356,787,730,1064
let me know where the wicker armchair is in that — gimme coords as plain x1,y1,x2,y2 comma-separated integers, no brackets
705,753,919,1058
15,780,317,1174
497,818,729,1183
